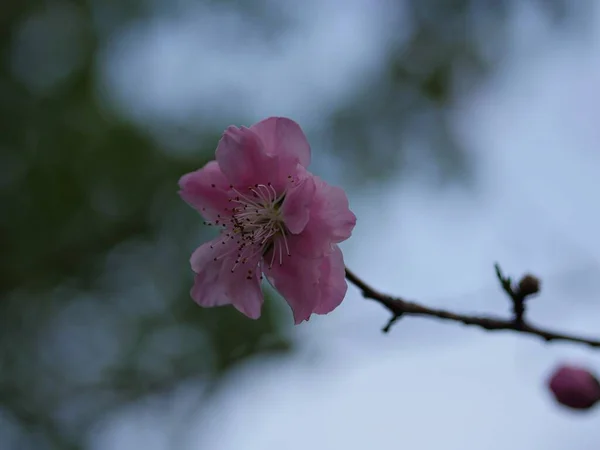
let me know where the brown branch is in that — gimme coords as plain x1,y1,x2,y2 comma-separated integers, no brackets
345,264,600,348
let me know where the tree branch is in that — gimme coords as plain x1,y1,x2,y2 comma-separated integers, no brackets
345,264,600,348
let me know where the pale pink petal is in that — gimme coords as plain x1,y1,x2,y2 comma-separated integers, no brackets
312,178,356,244
189,239,232,307
189,238,264,319
215,126,283,188
264,246,348,323
313,245,348,314
280,175,316,234
191,273,231,307
178,161,232,222
290,177,356,258
190,238,221,273
250,117,311,168
225,250,264,319
230,279,264,319
264,250,320,324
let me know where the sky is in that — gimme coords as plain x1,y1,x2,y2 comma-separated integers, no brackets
91,1,600,449
100,0,399,134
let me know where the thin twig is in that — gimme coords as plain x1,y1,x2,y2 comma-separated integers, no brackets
345,265,600,348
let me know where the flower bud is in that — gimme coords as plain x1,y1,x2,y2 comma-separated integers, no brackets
517,274,540,297
548,365,600,410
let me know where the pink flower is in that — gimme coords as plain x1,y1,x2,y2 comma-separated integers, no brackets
179,117,356,323
547,364,600,410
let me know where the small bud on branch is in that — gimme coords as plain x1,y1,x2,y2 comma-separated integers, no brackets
548,365,600,410
517,274,540,298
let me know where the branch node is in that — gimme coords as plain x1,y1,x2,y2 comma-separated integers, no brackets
495,263,541,325
382,314,402,333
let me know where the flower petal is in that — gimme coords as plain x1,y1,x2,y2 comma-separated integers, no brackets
265,244,348,323
189,238,264,319
290,177,356,258
215,126,279,188
178,161,232,222
264,250,320,324
191,273,231,308
250,117,311,168
313,245,348,315
281,174,316,234
189,240,232,307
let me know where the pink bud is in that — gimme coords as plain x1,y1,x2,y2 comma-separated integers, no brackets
548,365,600,410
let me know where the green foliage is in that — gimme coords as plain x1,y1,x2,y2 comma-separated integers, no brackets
0,2,291,449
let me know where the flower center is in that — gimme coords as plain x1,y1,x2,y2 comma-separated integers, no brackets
208,182,292,278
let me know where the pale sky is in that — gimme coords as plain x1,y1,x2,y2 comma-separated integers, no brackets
92,1,600,449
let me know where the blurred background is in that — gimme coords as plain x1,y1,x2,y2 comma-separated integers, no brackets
2,0,600,448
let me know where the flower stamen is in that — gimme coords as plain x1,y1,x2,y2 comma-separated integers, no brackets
216,183,291,273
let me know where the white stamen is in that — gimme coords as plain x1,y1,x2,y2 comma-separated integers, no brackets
211,180,293,275
278,238,283,266
279,224,290,256
269,242,277,268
